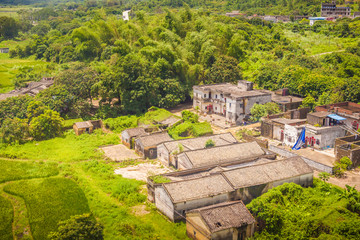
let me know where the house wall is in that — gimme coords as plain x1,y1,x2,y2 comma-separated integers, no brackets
121,131,131,148
283,125,301,147
211,229,233,240
157,144,170,166
73,125,94,136
261,121,273,138
143,147,157,159
273,125,283,141
305,127,345,149
155,187,175,221
307,114,325,126
235,173,313,204
135,140,145,158
186,217,210,240
174,193,233,222
177,155,193,170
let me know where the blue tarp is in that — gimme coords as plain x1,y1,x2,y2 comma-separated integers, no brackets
327,114,346,121
292,127,305,150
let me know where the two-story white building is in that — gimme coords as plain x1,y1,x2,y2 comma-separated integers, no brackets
193,81,272,124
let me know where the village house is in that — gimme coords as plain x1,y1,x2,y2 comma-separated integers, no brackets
315,102,360,131
261,88,303,112
154,157,313,222
176,142,273,170
157,116,182,129
0,48,9,53
321,1,351,18
135,131,173,159
0,77,54,101
225,11,243,17
121,127,147,149
157,133,238,167
335,135,360,167
73,120,103,135
186,201,255,240
193,81,272,124
147,157,275,202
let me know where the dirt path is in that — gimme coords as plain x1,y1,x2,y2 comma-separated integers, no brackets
311,49,345,57
314,170,360,191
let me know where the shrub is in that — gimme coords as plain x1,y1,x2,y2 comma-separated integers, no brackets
334,157,352,177
205,139,215,148
181,110,199,123
29,110,64,140
0,118,29,144
49,214,104,240
151,175,171,184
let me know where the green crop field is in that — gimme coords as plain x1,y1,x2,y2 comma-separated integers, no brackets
0,159,58,183
0,130,120,162
3,177,90,239
0,195,13,240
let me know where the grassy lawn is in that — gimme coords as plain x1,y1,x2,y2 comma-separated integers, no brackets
0,195,13,240
0,130,120,162
0,159,58,183
63,160,188,240
283,30,357,55
3,177,90,240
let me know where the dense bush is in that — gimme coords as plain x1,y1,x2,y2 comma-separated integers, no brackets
247,180,360,239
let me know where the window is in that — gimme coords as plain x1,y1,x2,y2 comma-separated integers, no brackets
239,103,243,108
215,94,218,98
215,107,217,110
229,103,232,107
204,94,207,98
256,101,259,104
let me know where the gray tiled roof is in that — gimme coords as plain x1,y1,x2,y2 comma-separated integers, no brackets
138,132,173,147
223,157,312,188
180,142,265,168
163,174,234,203
74,121,93,129
188,201,255,232
123,127,146,138
162,133,238,154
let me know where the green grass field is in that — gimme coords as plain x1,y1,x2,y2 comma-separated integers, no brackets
0,159,58,183
0,195,13,240
0,130,120,162
3,177,90,239
0,6,41,18
66,160,188,240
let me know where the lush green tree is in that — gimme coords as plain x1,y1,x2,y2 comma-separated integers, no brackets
300,96,316,110
0,118,29,144
205,56,242,84
27,101,50,122
49,214,104,240
250,102,281,121
29,110,64,140
0,16,19,39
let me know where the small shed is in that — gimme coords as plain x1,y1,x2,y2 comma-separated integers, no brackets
121,127,147,149
0,48,9,53
73,120,103,135
135,132,173,159
158,116,182,129
186,201,256,240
